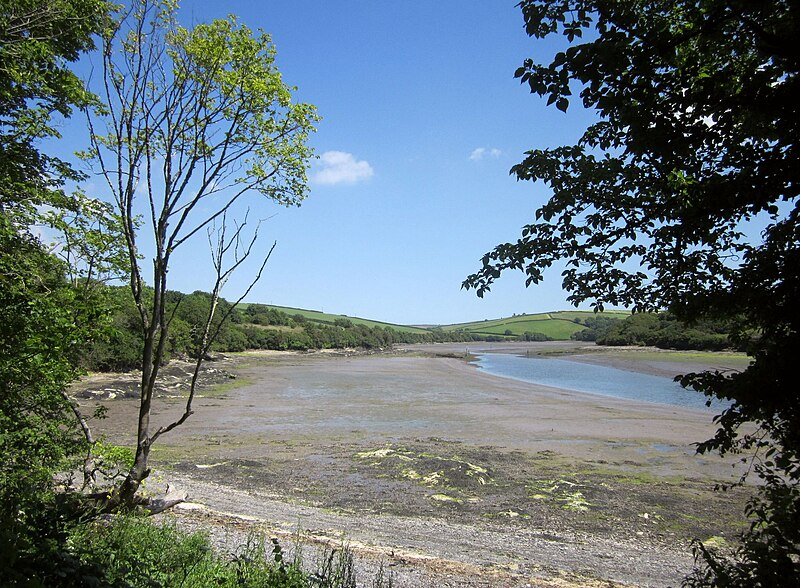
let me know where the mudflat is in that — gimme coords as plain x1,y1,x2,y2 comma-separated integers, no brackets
87,342,753,588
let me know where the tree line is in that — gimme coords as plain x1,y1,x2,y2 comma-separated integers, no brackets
572,313,732,351
80,283,739,376
77,286,497,373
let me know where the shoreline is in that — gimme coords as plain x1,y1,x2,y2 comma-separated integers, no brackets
83,343,752,587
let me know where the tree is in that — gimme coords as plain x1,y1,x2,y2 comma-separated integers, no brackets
0,0,121,581
84,0,318,507
1,0,108,217
463,1,799,584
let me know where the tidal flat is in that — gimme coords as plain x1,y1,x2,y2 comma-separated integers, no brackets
87,342,753,587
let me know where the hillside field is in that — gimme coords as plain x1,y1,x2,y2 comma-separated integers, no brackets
440,310,629,340
241,305,628,341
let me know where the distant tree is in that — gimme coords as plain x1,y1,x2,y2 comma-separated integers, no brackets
571,315,621,342
522,331,551,342
464,2,799,584
84,0,318,508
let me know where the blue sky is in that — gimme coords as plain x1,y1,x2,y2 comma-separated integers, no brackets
73,1,603,325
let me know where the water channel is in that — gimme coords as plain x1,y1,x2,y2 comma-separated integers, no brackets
474,353,725,411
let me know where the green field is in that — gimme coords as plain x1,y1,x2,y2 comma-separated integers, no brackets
440,310,629,340
238,304,629,341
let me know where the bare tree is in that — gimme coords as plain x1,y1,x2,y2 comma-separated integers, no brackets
83,0,318,507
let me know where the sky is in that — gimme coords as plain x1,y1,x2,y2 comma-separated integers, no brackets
64,1,604,326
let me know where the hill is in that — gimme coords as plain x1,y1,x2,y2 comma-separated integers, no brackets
239,303,431,334
440,310,629,340
244,305,628,341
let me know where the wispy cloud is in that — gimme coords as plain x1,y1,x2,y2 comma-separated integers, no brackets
313,151,374,185
469,147,502,161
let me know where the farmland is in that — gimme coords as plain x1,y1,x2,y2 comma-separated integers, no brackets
439,310,629,340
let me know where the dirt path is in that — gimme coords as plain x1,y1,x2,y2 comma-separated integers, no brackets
83,343,752,587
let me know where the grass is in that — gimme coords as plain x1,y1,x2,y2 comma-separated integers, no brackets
237,305,631,340
68,515,393,588
441,310,629,339
594,348,751,367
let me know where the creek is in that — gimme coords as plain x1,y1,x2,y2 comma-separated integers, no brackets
474,353,726,411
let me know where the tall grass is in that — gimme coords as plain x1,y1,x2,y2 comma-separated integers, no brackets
68,515,392,588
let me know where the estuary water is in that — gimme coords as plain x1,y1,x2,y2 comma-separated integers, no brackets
475,353,723,411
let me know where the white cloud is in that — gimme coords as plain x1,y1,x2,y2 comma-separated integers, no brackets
469,147,502,161
313,151,374,185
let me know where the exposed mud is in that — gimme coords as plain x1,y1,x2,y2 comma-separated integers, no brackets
80,343,753,587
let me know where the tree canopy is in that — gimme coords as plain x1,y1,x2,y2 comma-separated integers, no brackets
84,0,320,506
0,1,117,582
464,1,798,584
0,0,107,219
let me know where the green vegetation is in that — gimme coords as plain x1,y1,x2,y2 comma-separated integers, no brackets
1,0,119,581
77,292,751,373
583,311,735,351
443,310,628,340
55,515,391,587
245,304,431,334
75,292,478,373
464,1,800,585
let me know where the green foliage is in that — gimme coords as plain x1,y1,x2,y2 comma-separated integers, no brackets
521,331,552,342
571,315,622,342
595,312,730,351
67,515,391,587
443,310,625,339
464,1,800,583
0,200,125,588
0,0,108,218
248,303,431,334
92,440,135,473
684,458,800,587
73,517,214,587
77,294,482,364
0,1,117,579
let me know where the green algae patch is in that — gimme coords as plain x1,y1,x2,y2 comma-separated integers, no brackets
400,468,422,481
430,493,462,503
527,479,593,512
353,444,493,501
702,535,729,550
204,375,254,397
486,509,529,520
355,447,405,460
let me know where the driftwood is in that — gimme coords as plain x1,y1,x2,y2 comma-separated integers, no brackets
87,482,188,514
142,483,189,514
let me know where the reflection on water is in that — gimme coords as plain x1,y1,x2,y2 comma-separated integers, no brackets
475,354,725,411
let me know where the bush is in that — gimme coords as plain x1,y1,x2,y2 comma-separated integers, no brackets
521,331,552,342
68,515,393,587
595,312,733,351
